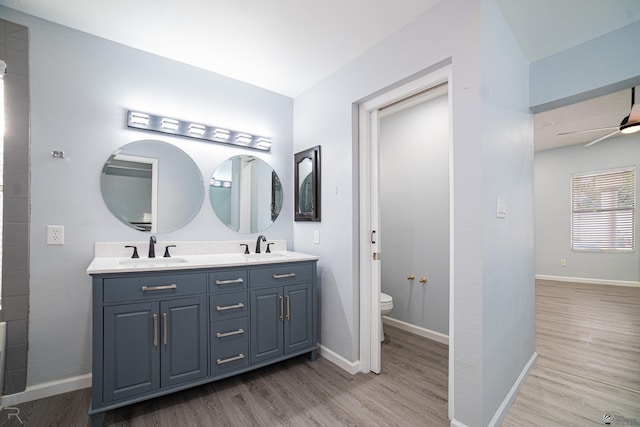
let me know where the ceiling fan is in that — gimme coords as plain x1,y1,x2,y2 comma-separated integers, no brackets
557,86,640,147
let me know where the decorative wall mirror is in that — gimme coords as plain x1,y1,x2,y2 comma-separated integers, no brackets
294,145,321,222
210,155,283,233
100,139,204,233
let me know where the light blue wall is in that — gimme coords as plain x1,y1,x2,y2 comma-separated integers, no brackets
530,21,640,112
379,94,449,336
481,0,535,424
0,6,294,388
535,134,640,282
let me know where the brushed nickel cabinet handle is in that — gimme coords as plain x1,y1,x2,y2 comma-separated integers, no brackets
216,328,245,338
272,273,296,279
153,314,158,347
279,296,284,321
163,313,168,345
141,284,177,292
216,353,245,365
215,278,244,285
285,296,290,321
216,303,245,311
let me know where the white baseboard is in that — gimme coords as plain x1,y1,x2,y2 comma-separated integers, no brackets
317,344,360,375
487,351,538,427
536,275,640,288
382,316,449,345
0,373,91,407
450,420,470,427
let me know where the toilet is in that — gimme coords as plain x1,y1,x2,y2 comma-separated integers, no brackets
380,293,394,342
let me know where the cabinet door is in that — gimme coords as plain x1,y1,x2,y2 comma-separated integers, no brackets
284,283,313,354
160,296,208,387
103,302,159,402
250,287,284,363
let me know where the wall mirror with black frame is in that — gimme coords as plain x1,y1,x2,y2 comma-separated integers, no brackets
294,145,321,222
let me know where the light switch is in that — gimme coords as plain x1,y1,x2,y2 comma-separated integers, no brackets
496,196,507,219
314,230,320,244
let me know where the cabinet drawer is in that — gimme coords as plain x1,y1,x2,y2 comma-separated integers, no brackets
210,291,248,321
249,262,313,287
211,318,248,346
211,342,248,375
209,269,248,292
103,273,206,303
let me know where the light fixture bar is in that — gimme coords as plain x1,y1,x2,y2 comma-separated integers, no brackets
126,110,272,151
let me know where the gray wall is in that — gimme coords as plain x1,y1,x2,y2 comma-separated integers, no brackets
293,0,536,424
535,134,640,282
481,0,535,424
379,94,449,336
0,6,294,389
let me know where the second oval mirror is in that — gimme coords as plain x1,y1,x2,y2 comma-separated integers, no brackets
210,155,282,233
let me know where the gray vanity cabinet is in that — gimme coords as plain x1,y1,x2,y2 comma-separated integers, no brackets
249,263,315,364
90,260,316,427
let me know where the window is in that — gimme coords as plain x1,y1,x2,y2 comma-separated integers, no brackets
571,167,636,252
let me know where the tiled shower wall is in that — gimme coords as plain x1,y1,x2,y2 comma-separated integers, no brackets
0,18,29,395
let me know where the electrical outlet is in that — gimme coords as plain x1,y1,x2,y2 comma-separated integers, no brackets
560,259,566,267
47,225,64,245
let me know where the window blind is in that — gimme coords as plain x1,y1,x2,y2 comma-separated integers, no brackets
571,167,635,251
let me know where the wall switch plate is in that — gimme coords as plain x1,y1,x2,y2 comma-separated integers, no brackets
47,225,64,245
314,230,320,244
560,259,566,267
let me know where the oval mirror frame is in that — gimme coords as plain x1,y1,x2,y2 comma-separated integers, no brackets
209,155,283,233
100,139,204,233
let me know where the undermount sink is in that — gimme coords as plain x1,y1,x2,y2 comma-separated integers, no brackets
242,252,288,260
119,257,188,265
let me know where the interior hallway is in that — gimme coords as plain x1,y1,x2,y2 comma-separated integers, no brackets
502,280,640,426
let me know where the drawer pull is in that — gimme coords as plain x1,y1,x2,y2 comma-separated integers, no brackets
215,278,244,285
217,353,245,365
141,284,177,292
216,328,245,338
216,303,245,312
272,273,296,279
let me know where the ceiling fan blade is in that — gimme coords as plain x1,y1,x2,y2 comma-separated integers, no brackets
585,130,620,147
557,126,619,136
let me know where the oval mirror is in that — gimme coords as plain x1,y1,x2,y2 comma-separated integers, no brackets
210,155,283,233
101,139,204,233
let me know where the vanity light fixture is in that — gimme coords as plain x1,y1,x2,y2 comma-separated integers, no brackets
126,110,272,151
188,123,206,136
161,118,179,131
235,133,252,145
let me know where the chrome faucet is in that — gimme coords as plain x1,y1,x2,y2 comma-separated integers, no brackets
255,235,267,253
149,235,156,258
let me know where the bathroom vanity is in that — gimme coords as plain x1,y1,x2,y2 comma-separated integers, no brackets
87,244,318,426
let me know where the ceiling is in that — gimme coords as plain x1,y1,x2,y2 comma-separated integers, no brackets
1,0,639,150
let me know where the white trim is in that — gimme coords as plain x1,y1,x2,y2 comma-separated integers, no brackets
317,344,360,375
358,64,455,419
382,316,449,345
487,352,538,427
0,373,92,407
535,274,640,287
450,420,470,427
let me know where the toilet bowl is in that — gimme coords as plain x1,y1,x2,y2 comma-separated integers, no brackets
380,293,394,342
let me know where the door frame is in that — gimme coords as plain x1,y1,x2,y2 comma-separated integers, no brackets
358,65,454,419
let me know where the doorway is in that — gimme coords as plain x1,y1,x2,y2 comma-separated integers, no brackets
358,66,454,419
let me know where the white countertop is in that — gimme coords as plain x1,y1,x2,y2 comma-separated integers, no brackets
86,251,319,275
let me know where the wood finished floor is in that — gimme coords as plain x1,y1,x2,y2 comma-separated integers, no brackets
0,325,449,427
502,280,640,427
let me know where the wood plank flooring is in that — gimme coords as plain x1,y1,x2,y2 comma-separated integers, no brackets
502,280,640,427
0,325,449,427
